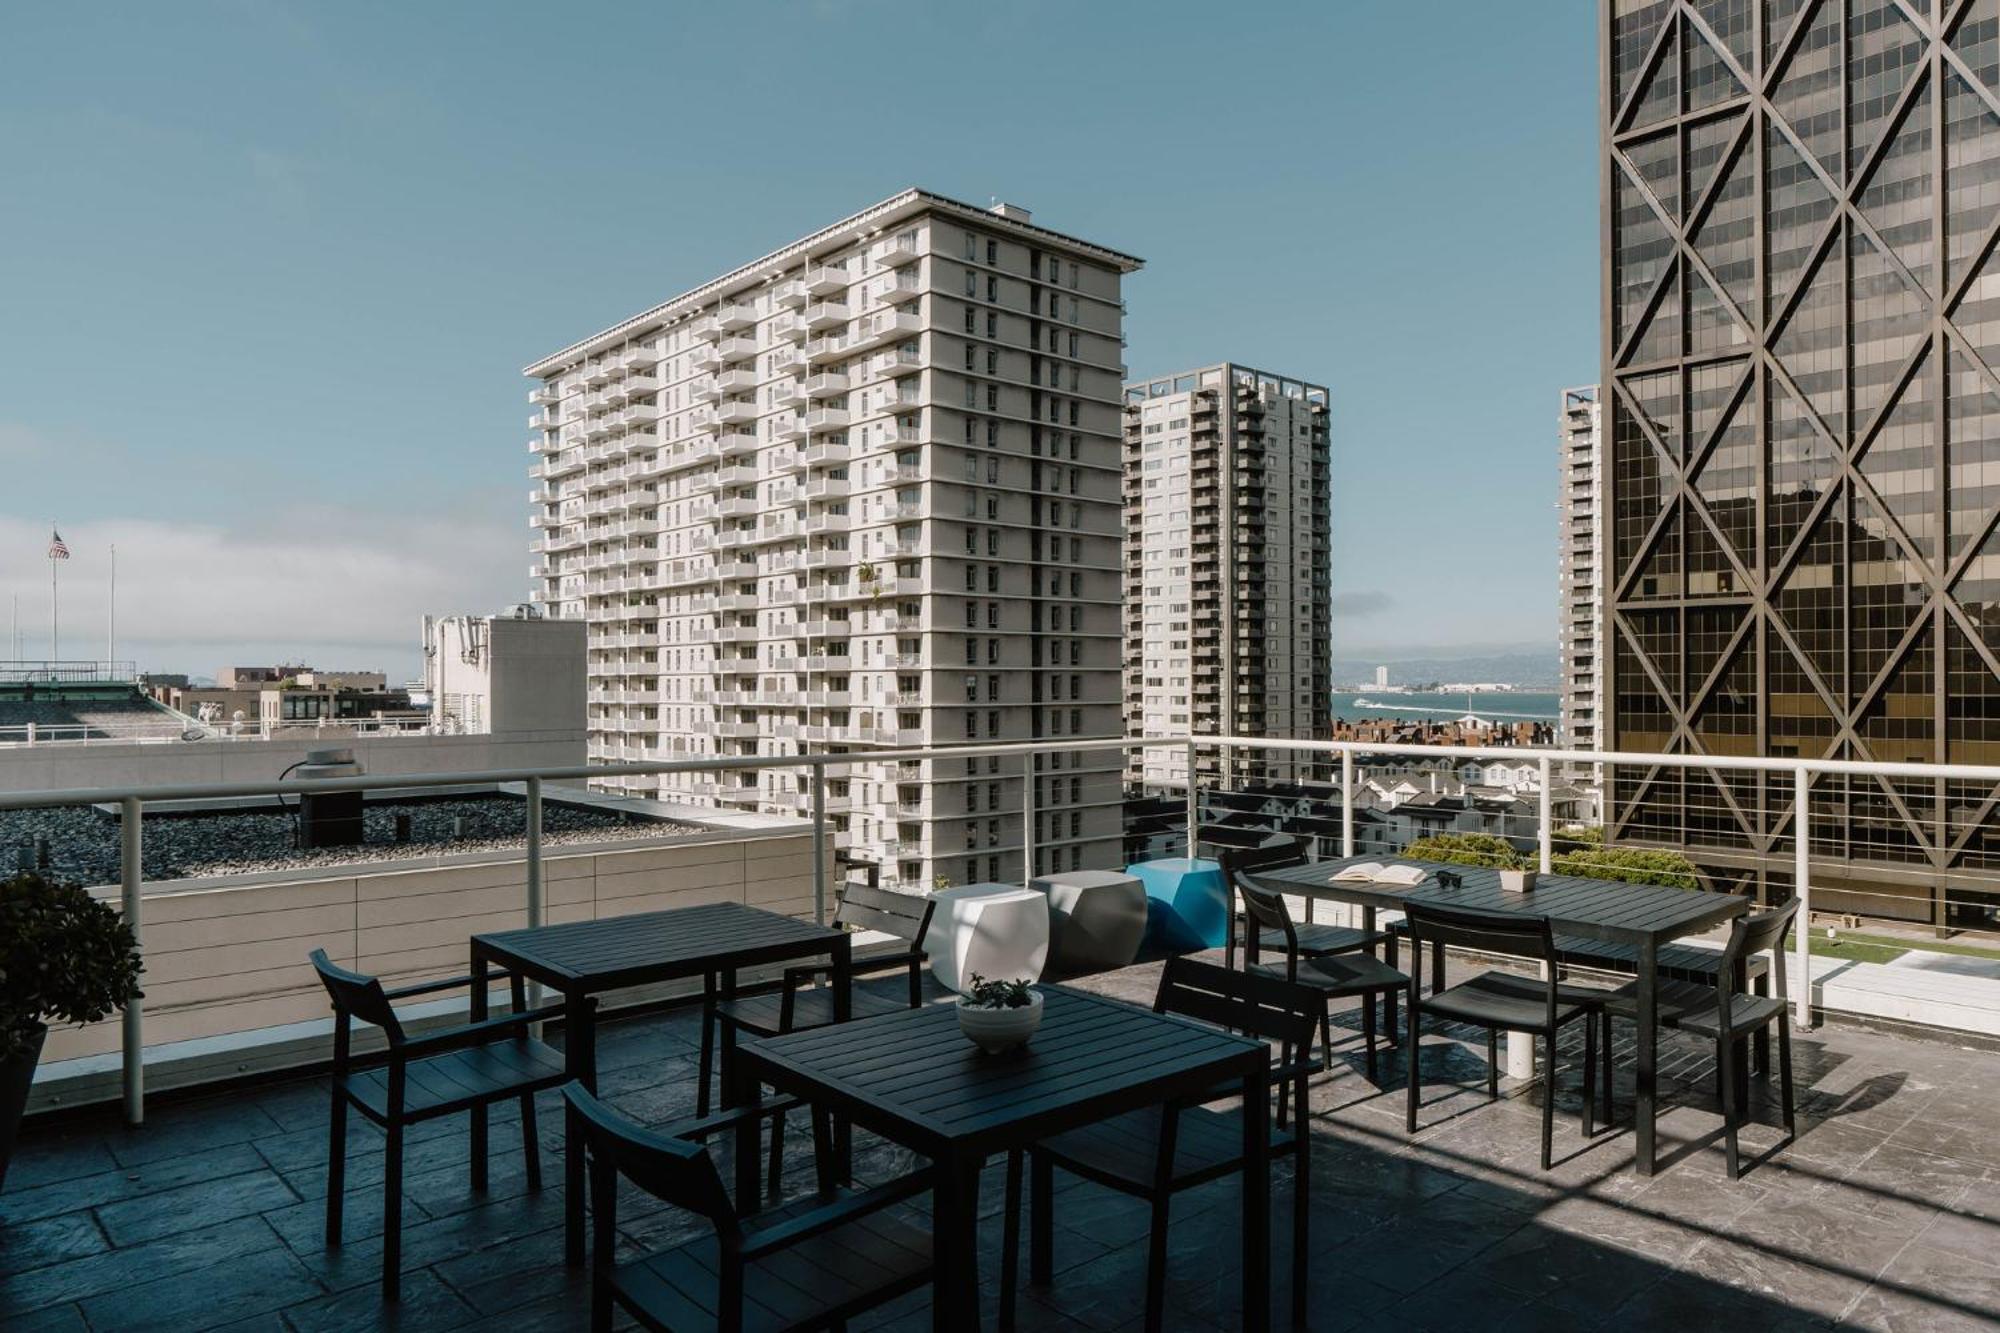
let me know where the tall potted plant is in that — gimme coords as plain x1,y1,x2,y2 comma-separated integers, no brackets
0,871,143,1189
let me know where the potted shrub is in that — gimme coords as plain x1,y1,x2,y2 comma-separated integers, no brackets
955,973,1042,1054
0,871,144,1189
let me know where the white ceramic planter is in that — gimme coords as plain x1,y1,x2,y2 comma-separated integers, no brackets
1500,868,1539,893
957,989,1044,1054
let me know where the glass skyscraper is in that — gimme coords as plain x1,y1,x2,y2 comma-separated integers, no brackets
1602,0,2000,927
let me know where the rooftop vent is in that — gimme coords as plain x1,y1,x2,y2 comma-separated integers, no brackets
295,748,364,848
989,201,1032,223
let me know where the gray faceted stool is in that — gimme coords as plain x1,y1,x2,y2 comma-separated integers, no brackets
1034,869,1148,980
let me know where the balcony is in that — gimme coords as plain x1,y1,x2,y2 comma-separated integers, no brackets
848,310,923,353
716,335,759,364
769,311,807,343
804,371,850,399
804,300,850,331
869,236,921,268
14,735,1996,1333
715,399,759,426
867,347,922,379
804,264,848,295
771,277,807,309
716,430,759,459
803,407,850,432
716,301,756,330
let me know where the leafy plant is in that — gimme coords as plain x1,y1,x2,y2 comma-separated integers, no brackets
961,973,1034,1009
0,872,144,1061
1551,846,1699,890
1403,832,1528,869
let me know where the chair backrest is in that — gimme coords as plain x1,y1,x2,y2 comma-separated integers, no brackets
1153,955,1320,1054
834,882,934,946
309,949,405,1043
1722,896,1798,1003
1402,899,1554,964
562,1081,738,1234
1219,846,1301,966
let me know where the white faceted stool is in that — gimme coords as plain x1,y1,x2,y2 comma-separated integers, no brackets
925,883,1050,994
1034,869,1147,980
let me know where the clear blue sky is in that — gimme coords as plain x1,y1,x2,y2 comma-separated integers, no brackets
0,1,1599,681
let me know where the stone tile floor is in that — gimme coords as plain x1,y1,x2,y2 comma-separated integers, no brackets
4,956,1999,1330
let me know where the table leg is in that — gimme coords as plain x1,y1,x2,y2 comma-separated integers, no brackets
564,992,598,1267
1242,1066,1270,1333
831,938,853,1182
933,1153,983,1332
469,952,490,1192
1636,939,1658,1176
729,1022,760,1212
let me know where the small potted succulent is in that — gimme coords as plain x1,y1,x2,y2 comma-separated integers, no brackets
0,872,144,1189
1499,865,1538,893
956,973,1042,1054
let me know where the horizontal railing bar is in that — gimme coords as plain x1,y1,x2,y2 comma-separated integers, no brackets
0,735,1186,812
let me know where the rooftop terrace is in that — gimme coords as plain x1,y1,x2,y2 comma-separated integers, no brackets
3,958,1994,1332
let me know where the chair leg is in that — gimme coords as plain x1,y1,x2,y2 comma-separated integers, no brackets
1404,1002,1422,1134
697,980,716,1118
766,1106,787,1198
324,1091,346,1246
1362,990,1378,1083
1486,1030,1499,1098
1582,1015,1597,1138
1144,1194,1172,1333
1320,1009,1334,1073
1539,1032,1555,1171
1000,1150,1023,1333
1777,1019,1797,1139
1601,1013,1615,1127
811,1103,836,1195
1383,935,1399,1038
520,1092,541,1189
1030,1152,1054,1286
381,1120,404,1304
469,1101,487,1194
1718,1031,1742,1180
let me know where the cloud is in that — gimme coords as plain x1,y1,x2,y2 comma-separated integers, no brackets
0,511,524,675
1329,590,1394,618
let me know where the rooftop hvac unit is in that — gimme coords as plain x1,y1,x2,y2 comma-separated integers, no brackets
295,748,365,848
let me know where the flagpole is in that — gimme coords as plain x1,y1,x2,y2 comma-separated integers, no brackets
49,522,58,666
108,544,116,670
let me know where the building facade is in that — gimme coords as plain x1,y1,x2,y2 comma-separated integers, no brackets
1121,364,1331,792
1558,385,1606,761
1601,1,2000,925
524,190,1141,889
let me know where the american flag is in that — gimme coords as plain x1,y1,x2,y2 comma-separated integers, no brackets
47,529,69,560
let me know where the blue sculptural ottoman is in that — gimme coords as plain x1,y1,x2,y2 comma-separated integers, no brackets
1126,857,1229,956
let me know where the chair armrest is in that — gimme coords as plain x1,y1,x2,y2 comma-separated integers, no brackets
780,949,924,990
396,1002,568,1058
738,1169,933,1260
654,1094,805,1143
381,972,482,1000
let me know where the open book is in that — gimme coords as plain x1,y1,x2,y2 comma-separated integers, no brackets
1330,862,1429,886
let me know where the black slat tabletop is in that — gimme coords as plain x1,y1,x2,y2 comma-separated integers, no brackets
1254,855,1746,946
473,900,844,990
738,985,1268,1158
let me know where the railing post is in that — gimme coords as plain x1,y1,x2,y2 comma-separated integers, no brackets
1340,750,1355,859
1185,739,1200,860
524,776,545,1025
1794,766,1813,1030
811,762,827,923
1021,752,1037,887
1538,755,1553,875
120,796,143,1127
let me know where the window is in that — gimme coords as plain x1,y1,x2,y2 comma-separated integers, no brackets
986,238,997,264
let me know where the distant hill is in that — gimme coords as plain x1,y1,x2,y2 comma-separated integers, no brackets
1331,648,1558,689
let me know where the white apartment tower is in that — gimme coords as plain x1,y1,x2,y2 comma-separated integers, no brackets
524,190,1142,890
1122,364,1332,791
1558,385,1604,756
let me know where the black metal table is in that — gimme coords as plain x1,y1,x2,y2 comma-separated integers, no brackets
1252,855,1748,1175
736,985,1274,1332
469,900,851,1263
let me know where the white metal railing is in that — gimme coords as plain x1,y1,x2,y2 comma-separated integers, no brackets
0,716,433,748
20,726,2000,1126
3,735,1183,1128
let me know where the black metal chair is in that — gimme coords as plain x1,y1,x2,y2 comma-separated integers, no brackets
1601,897,1799,1178
1400,903,1612,1170
309,949,570,1302
709,883,935,1193
999,957,1323,1333
1234,861,1407,1084
563,1081,934,1333
1222,838,1393,977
